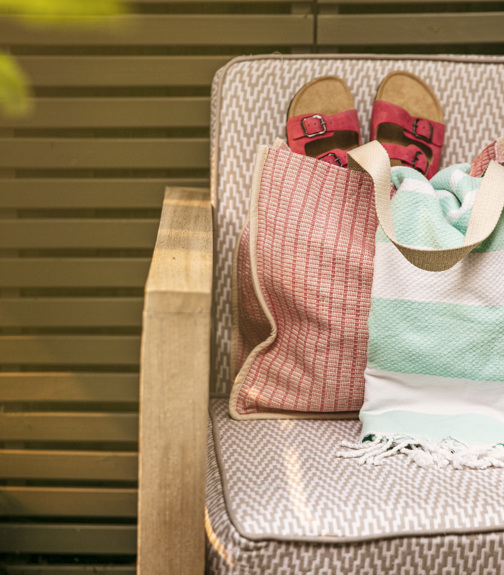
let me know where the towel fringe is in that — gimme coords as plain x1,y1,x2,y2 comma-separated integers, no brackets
337,435,504,469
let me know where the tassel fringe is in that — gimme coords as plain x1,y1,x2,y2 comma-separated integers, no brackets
337,435,504,469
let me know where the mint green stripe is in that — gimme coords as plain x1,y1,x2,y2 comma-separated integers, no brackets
375,225,390,244
376,199,504,252
361,411,504,445
368,298,504,381
377,160,504,253
473,216,504,253
374,194,465,248
376,216,504,253
388,189,465,249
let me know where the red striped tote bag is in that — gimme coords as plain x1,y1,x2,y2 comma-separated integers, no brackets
229,144,381,420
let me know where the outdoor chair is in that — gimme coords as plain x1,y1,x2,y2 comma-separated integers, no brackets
137,54,504,575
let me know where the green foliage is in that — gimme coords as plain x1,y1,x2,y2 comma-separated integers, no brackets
0,0,125,116
0,52,32,116
0,0,126,20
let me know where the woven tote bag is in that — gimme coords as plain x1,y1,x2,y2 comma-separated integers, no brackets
229,143,383,420
339,140,504,468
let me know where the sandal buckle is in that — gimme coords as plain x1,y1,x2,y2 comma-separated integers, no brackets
413,118,433,143
301,115,327,138
319,152,343,167
412,151,428,175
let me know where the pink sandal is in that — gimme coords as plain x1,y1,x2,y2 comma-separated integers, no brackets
370,71,445,179
286,76,361,168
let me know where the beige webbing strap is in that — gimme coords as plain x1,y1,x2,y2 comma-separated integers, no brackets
348,141,504,272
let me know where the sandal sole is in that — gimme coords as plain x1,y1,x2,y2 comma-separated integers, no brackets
287,75,359,158
375,71,444,167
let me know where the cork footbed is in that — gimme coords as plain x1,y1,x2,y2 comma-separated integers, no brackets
288,75,359,158
375,70,444,166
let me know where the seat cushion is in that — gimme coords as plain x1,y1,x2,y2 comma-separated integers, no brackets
209,55,504,397
206,399,504,574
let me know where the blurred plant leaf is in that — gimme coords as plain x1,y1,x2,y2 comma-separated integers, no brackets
0,52,32,117
0,0,126,22
0,1,127,117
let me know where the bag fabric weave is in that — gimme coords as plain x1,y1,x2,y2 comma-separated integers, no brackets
230,144,381,420
340,140,504,469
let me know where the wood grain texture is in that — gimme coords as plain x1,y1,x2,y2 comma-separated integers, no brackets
0,524,137,554
318,13,504,45
2,98,210,128
0,258,150,288
0,298,143,327
0,412,138,442
138,187,212,575
144,188,212,312
0,138,209,169
0,487,137,517
5,567,136,574
132,0,311,3
18,55,230,87
0,15,313,45
0,220,159,249
0,179,207,209
0,449,138,480
0,335,141,364
0,373,139,403
319,0,502,3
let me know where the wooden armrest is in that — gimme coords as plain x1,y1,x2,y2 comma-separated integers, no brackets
138,187,212,575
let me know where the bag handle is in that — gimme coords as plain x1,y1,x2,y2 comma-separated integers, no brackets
348,141,504,271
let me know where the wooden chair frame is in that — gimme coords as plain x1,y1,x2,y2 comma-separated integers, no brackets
136,49,504,574
138,187,213,575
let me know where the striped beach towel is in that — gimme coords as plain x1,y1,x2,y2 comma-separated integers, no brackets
340,140,504,469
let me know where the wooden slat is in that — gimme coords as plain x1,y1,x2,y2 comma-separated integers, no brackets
0,219,159,249
132,0,310,3
138,188,212,574
0,15,313,46
0,524,137,554
18,56,229,87
0,298,143,327
0,413,138,442
142,0,498,2
0,259,150,288
0,335,141,364
317,13,504,45
3,98,210,128
0,138,209,169
0,449,137,480
5,567,136,574
319,0,502,3
0,373,139,403
0,179,208,209
0,487,137,517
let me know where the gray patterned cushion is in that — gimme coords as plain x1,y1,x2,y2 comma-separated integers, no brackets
207,55,504,573
206,399,504,574
210,54,504,396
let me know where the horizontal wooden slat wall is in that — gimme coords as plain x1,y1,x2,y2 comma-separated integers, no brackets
0,0,313,572
0,0,503,573
317,0,504,55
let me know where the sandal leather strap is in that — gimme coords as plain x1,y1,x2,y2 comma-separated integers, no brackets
370,100,445,147
316,149,348,167
370,100,445,178
380,143,429,175
287,109,361,156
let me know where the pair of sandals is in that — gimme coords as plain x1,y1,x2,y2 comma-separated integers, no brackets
286,71,445,180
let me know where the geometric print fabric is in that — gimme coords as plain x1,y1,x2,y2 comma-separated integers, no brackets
206,401,504,574
231,147,376,416
210,54,504,395
209,399,504,541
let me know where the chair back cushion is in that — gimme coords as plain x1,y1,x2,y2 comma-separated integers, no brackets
210,54,504,396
